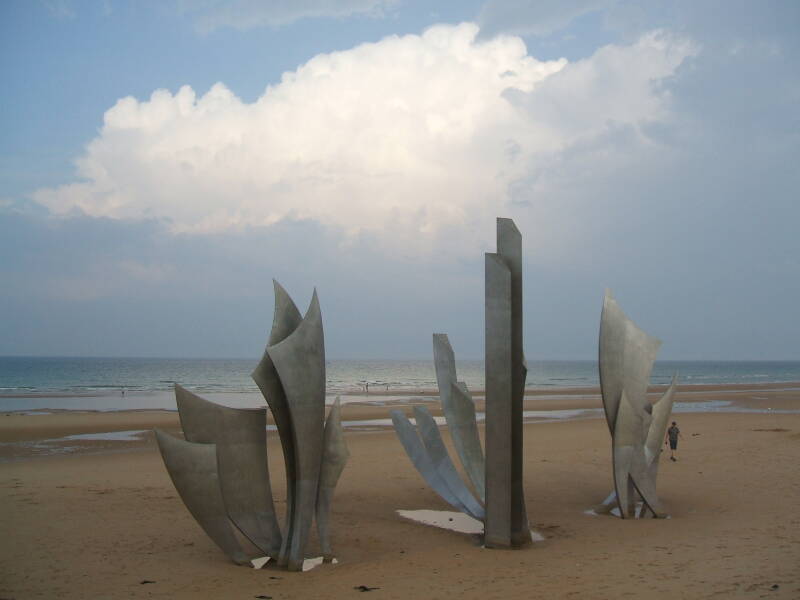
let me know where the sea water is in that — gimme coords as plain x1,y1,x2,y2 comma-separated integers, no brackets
1,356,799,412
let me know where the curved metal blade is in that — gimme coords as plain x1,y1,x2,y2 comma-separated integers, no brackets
412,406,485,521
154,429,250,565
316,397,350,560
390,409,471,514
267,290,326,571
432,333,486,502
252,279,303,566
599,289,661,434
172,385,282,556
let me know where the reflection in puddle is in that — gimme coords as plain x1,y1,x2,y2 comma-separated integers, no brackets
396,509,544,541
62,430,147,442
0,429,150,462
673,400,798,414
521,409,601,421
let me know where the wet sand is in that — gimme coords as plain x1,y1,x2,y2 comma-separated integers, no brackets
1,383,799,599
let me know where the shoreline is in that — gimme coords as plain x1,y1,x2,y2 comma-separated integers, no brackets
3,378,800,398
1,381,798,461
1,379,799,410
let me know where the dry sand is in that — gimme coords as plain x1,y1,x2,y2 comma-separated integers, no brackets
1,383,799,599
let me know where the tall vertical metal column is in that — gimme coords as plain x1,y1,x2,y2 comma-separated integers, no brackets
484,218,531,547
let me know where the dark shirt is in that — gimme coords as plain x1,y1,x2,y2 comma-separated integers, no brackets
667,425,680,442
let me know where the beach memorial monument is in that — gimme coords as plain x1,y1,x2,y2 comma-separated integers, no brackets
594,289,677,518
392,218,532,547
154,281,349,570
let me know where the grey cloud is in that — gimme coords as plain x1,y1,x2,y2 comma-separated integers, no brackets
0,205,484,358
497,2,800,359
176,0,398,32
477,0,617,39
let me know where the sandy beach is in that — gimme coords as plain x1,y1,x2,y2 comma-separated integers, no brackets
1,383,799,599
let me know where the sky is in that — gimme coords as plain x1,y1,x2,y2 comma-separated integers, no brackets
1,0,799,360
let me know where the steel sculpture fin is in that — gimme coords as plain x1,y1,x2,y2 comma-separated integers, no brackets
154,429,251,565
172,385,282,556
599,290,661,434
390,409,471,514
174,383,218,443
645,375,678,468
252,279,303,566
432,334,486,503
612,391,638,518
412,405,485,521
316,397,349,561
267,290,326,571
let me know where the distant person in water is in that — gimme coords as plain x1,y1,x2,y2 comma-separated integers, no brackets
665,421,682,461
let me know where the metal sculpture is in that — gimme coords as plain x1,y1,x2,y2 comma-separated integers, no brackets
155,282,348,570
392,218,531,548
154,430,251,565
596,289,677,518
317,397,350,562
484,218,530,547
432,334,485,502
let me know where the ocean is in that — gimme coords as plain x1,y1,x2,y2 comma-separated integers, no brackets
1,356,800,413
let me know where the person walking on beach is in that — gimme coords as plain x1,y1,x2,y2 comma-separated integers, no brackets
665,421,682,461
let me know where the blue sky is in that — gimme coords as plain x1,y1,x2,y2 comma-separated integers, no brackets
1,0,799,360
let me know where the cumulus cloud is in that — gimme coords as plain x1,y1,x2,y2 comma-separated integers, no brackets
34,23,693,258
177,0,398,32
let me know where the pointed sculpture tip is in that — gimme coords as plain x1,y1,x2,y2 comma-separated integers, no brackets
309,288,320,311
272,278,288,298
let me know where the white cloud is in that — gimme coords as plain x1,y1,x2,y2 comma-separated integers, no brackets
177,0,398,32
33,23,694,257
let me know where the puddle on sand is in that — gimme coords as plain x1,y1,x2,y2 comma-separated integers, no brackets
397,509,544,541
0,429,150,460
61,430,147,442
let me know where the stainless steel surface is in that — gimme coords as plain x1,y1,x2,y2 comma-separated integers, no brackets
484,251,513,547
317,397,350,560
390,409,470,513
252,280,303,566
267,290,326,571
432,334,486,502
154,429,251,565
599,290,675,519
412,405,485,521
495,218,530,546
173,384,283,555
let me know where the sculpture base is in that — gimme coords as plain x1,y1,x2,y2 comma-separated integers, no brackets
586,491,670,519
251,556,340,571
397,509,545,545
